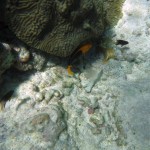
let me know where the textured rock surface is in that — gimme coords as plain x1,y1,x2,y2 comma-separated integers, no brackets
1,0,124,57
0,0,150,150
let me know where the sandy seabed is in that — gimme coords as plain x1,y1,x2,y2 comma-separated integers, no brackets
0,0,150,150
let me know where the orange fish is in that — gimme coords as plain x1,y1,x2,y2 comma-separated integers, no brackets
67,65,74,76
79,42,92,54
67,42,93,75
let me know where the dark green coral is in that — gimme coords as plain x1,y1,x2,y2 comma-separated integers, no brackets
2,0,124,57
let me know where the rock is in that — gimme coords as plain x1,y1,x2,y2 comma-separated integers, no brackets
0,0,149,150
0,0,123,57
80,69,103,93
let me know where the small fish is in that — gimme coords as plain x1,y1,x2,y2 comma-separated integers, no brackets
67,65,74,76
79,42,92,54
67,42,93,75
116,40,129,46
68,42,93,64
67,65,80,76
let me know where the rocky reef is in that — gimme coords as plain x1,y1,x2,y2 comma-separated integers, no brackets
2,0,124,57
0,0,125,85
0,0,150,150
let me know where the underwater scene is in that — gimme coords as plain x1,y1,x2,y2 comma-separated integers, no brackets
0,0,150,150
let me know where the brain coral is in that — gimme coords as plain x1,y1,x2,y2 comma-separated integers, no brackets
0,0,124,57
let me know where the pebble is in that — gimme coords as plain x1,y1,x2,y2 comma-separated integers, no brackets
35,93,44,102
90,97,99,108
54,90,60,97
18,48,30,62
89,114,104,126
62,80,74,88
87,107,95,114
63,87,73,96
77,96,91,107
44,90,54,102
90,127,102,135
